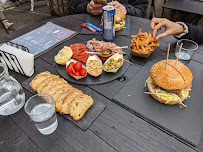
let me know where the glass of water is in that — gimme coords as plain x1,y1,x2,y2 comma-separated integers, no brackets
24,93,58,135
175,39,198,60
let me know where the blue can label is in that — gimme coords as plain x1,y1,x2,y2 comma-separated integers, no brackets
103,6,115,41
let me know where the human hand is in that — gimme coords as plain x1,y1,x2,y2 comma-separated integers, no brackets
108,1,127,14
150,18,184,40
87,0,103,15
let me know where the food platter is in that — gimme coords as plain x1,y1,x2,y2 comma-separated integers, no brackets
55,59,129,85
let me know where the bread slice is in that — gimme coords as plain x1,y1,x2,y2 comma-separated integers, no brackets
54,89,76,112
70,94,94,121
45,83,70,96
60,89,83,114
41,78,67,94
30,71,51,91
51,86,73,101
36,75,59,94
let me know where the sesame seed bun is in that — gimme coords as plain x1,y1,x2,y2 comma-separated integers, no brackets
115,9,125,22
150,60,193,90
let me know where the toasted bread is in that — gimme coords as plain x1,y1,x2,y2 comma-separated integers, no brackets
70,94,93,121
41,78,67,94
45,83,70,96
30,71,51,91
60,89,83,114
54,89,75,112
36,75,59,94
51,86,73,101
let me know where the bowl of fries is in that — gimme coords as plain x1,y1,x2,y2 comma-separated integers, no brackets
130,28,160,58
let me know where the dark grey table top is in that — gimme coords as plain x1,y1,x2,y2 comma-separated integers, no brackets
1,14,203,152
162,0,203,15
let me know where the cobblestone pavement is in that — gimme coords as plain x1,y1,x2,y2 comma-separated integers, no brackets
0,0,55,38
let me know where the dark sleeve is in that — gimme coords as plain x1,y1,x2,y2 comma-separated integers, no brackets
74,1,90,14
122,0,148,17
181,23,203,44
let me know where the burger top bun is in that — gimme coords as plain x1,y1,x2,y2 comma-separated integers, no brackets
150,60,193,90
115,9,126,22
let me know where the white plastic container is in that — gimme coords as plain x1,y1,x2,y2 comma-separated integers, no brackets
86,55,103,77
104,53,124,73
66,59,87,80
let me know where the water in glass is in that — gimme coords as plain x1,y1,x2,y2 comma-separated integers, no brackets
31,103,58,135
0,63,25,115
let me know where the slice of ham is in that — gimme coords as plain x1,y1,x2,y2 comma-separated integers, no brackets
86,38,126,55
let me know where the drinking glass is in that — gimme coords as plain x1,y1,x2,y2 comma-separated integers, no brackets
175,39,198,60
24,93,58,135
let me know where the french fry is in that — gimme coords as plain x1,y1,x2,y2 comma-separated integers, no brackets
143,32,151,46
137,33,145,37
148,43,160,47
136,40,140,49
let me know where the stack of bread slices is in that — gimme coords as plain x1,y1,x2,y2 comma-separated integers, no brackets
29,71,93,121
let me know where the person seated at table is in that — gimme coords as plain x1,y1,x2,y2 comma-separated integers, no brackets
0,10,13,29
74,0,148,17
151,18,203,44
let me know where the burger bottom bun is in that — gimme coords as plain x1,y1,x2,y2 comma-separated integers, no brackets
147,78,189,105
115,20,125,31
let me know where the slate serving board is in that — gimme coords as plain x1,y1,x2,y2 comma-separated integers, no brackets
22,72,106,131
80,15,130,36
113,60,203,146
55,61,129,85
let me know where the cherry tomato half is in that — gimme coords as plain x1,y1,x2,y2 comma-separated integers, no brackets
66,62,75,74
74,61,82,71
72,71,80,76
79,68,86,76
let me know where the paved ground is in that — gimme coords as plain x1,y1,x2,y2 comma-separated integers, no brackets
0,0,55,38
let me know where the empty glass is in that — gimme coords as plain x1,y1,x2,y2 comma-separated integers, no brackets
0,63,25,116
24,93,58,135
175,39,198,60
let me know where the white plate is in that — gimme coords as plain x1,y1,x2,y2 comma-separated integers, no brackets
66,59,87,80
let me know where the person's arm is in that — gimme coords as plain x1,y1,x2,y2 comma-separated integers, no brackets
151,18,203,44
74,0,90,14
122,0,148,17
74,0,103,15
177,23,203,44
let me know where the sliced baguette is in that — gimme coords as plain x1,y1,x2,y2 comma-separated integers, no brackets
45,83,70,96
70,94,94,121
60,89,83,114
51,86,73,101
41,78,67,94
30,71,51,91
54,89,76,112
36,75,59,94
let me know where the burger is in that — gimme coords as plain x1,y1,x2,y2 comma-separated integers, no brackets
114,9,126,31
146,60,193,105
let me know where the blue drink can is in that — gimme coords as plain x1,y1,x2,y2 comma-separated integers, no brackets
102,5,115,41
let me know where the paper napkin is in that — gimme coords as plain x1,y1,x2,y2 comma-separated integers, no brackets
0,44,34,77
